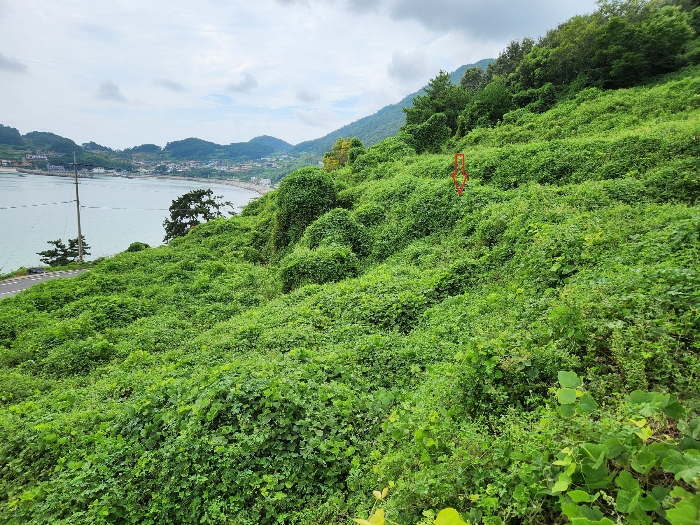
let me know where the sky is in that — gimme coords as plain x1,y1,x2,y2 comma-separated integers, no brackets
0,0,597,149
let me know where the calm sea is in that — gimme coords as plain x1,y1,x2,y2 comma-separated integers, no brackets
0,170,259,272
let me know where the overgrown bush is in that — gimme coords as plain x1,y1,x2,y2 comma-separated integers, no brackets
274,167,336,250
303,208,372,256
280,245,359,292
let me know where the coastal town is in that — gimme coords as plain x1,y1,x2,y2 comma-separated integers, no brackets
0,151,313,190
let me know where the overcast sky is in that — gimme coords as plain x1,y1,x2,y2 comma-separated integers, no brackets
0,0,596,149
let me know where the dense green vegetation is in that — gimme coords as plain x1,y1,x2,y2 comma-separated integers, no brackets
1,2,699,523
0,125,24,147
163,137,291,161
404,0,700,139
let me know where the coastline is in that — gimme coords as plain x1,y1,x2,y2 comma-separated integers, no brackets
7,168,274,195
125,174,274,195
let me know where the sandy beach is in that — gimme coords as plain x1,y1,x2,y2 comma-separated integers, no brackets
127,174,274,195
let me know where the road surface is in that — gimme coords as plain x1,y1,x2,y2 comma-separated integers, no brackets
0,269,88,299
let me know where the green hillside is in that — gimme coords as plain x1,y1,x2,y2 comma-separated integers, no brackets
1,2,699,524
291,59,493,156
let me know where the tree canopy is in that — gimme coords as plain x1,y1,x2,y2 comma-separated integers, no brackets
398,0,699,148
163,189,232,242
36,236,91,266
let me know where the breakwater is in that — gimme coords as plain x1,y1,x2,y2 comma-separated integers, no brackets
18,169,92,178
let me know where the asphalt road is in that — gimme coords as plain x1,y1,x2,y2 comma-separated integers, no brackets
0,269,88,299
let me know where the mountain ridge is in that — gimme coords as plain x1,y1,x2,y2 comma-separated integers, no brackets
291,58,494,155
0,59,493,159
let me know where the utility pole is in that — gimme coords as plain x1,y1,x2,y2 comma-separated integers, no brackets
73,151,84,262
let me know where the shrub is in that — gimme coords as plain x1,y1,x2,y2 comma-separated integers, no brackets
274,167,336,250
303,208,372,256
280,245,359,292
125,241,150,252
400,113,451,154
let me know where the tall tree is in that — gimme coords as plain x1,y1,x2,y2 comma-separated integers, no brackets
322,138,351,172
163,189,232,242
403,70,471,135
460,67,486,92
37,236,91,266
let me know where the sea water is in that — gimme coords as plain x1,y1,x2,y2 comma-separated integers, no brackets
0,171,258,272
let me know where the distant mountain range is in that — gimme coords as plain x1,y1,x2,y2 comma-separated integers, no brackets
0,59,492,160
291,59,493,155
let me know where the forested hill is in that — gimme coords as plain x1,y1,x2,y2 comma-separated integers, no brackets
0,127,294,162
291,58,493,155
1,1,699,524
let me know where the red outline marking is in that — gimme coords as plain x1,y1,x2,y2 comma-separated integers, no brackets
451,153,469,196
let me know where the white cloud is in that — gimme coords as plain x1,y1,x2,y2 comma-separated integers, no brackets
387,0,596,40
97,80,127,102
226,72,259,93
0,0,597,148
295,108,339,127
155,79,186,92
0,53,28,73
387,48,434,84
295,87,320,103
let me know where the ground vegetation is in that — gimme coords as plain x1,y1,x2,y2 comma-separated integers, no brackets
0,2,699,523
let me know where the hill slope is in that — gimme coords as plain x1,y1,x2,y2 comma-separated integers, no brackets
1,63,698,524
291,59,493,155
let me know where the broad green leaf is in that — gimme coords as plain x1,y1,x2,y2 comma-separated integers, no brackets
670,486,695,500
552,480,570,493
369,509,385,525
351,509,386,525
662,450,700,484
513,484,526,500
568,490,596,503
652,486,672,502
579,505,605,521
628,391,655,405
557,388,578,405
638,495,659,512
558,371,581,388
615,489,640,513
571,519,615,525
581,443,608,465
561,502,581,520
603,438,624,459
560,403,576,418
634,426,654,442
578,393,598,414
664,397,686,419
631,450,657,474
663,450,687,474
582,463,608,482
665,500,699,525
616,471,640,492
435,508,468,525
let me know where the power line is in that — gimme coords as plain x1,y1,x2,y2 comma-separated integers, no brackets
0,183,69,272
0,200,75,210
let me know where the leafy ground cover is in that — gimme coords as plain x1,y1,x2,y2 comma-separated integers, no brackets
0,65,699,524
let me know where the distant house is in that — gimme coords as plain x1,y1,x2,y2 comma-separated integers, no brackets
259,179,272,186
48,165,66,171
1,160,10,166
26,154,48,161
92,167,106,173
